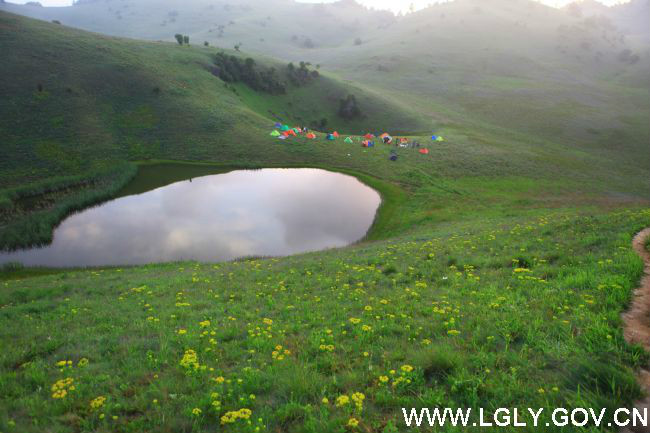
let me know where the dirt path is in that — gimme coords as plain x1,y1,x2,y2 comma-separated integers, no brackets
621,228,650,433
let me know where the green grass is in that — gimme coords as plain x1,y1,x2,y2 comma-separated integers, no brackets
0,9,650,433
1,209,649,432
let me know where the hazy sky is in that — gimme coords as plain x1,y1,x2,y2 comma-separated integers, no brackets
7,0,631,12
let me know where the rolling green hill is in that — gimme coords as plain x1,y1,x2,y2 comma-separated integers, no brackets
3,0,648,179
0,9,648,249
0,10,426,188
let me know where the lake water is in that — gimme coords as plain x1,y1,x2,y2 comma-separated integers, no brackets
0,168,381,267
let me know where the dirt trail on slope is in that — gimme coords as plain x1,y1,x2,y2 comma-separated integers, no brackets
621,228,650,433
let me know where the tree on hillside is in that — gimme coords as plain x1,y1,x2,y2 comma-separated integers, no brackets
174,33,183,45
338,94,362,120
183,35,190,45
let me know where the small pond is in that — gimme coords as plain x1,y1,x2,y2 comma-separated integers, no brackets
0,167,381,267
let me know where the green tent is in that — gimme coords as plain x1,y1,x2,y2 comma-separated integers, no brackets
436,136,445,142
280,125,290,132
344,137,354,144
270,130,281,137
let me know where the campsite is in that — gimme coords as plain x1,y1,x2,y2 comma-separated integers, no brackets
0,0,649,432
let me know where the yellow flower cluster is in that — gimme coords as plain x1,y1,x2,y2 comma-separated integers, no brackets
262,318,273,325
349,318,361,324
271,345,290,361
319,344,334,352
89,396,106,410
179,349,200,370
220,408,252,424
51,377,75,399
55,360,73,368
351,392,365,412
192,408,202,416
336,395,350,407
199,320,211,328
212,376,225,384
361,325,372,332
347,417,359,428
77,358,89,367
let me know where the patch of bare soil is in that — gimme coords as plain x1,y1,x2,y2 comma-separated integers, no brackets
621,228,650,433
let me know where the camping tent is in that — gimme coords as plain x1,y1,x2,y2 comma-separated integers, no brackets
362,140,374,148
270,130,281,137
435,136,445,142
344,137,354,144
419,148,429,155
382,135,393,144
327,134,336,141
364,133,375,140
293,128,301,134
281,125,290,132
274,122,283,128
287,130,297,136
306,133,316,139
278,135,287,140
399,138,408,144
332,131,340,138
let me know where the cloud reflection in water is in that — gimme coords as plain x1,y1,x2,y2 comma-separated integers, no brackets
0,169,381,267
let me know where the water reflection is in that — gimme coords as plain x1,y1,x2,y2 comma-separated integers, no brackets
0,168,381,267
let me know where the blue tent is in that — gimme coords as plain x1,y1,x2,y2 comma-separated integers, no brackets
326,134,336,141
431,135,438,141
274,122,283,128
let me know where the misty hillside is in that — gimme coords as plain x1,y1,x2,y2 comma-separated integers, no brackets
564,0,650,42
2,0,648,155
0,10,427,188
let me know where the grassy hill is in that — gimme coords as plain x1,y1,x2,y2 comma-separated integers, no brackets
0,5,650,433
0,10,425,187
3,0,648,179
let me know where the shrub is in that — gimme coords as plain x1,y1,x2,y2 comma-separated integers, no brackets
338,94,363,120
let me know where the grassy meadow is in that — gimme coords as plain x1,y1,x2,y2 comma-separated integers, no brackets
0,5,650,433
2,208,650,432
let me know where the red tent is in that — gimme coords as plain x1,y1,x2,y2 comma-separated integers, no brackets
287,130,297,136
364,133,375,139
306,133,316,139
332,131,340,138
282,131,291,137
419,148,429,154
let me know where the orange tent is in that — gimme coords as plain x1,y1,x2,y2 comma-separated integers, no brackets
306,133,316,139
287,130,297,136
419,148,429,154
379,133,390,139
332,131,340,138
364,133,375,139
